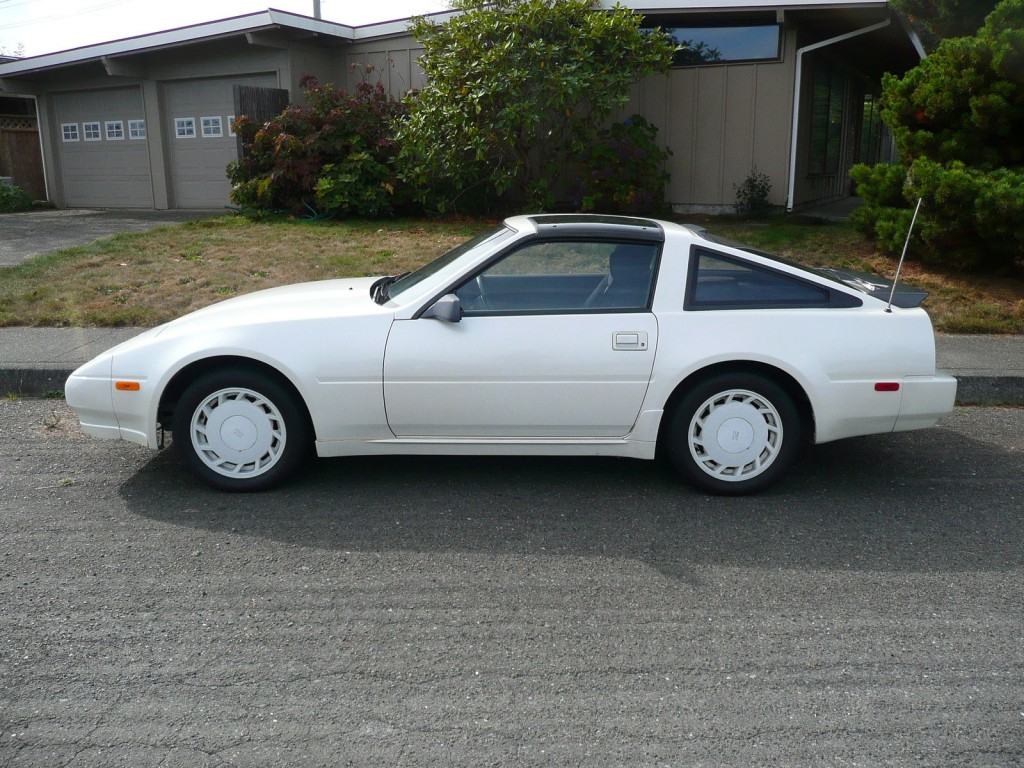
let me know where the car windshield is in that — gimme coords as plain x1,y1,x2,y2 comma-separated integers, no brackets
385,226,516,301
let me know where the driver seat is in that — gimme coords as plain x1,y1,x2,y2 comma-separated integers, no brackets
587,244,656,309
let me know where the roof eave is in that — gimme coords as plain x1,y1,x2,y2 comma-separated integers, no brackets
0,9,355,79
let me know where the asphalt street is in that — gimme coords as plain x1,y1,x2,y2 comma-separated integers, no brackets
1,401,1022,767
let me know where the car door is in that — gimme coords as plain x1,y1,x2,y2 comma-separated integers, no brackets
383,238,660,438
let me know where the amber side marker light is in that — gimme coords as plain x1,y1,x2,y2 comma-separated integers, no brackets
874,382,900,392
115,381,141,391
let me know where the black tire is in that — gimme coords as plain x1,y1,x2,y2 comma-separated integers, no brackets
667,372,804,495
172,367,311,492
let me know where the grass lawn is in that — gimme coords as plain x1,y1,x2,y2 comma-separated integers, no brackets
0,213,1021,333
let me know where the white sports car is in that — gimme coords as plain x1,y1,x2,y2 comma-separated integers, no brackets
65,214,957,494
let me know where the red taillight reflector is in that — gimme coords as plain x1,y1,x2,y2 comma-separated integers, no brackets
874,382,900,392
115,381,140,391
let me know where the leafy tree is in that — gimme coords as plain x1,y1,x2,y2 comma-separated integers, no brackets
397,0,675,212
851,0,1024,272
569,116,671,214
891,0,999,47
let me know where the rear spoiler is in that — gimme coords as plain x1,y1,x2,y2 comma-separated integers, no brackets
815,267,928,309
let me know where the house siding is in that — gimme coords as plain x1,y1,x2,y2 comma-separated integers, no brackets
342,36,425,99
344,28,798,212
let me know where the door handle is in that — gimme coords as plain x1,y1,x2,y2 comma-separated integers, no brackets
613,331,648,351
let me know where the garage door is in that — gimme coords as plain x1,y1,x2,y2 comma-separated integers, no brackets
163,74,277,209
54,87,153,208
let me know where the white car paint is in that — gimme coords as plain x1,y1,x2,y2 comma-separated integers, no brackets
65,215,957,472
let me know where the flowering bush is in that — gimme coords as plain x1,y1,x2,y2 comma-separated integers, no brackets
228,76,408,217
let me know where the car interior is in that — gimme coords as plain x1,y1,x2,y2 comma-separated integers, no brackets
455,241,659,313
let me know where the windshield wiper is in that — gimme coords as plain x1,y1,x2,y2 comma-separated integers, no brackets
370,272,409,305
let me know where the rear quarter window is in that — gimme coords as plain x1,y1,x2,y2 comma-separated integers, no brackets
685,247,859,310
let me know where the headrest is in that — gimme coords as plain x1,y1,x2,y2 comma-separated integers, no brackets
609,244,654,282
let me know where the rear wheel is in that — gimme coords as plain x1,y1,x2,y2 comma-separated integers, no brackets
173,369,310,492
668,373,803,495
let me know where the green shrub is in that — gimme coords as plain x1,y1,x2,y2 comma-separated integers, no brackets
852,0,1024,273
228,76,408,217
397,0,675,213
315,153,394,217
890,0,1000,47
570,116,671,215
0,182,32,213
733,167,773,216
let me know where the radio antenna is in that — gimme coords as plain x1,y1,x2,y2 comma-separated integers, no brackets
886,197,923,313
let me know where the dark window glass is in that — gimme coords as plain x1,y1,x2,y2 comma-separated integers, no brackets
457,240,658,314
387,226,515,300
688,250,829,308
808,64,846,175
645,24,781,66
858,92,883,164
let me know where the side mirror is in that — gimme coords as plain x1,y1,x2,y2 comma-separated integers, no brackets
422,293,463,323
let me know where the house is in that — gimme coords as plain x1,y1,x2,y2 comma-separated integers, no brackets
0,2,923,213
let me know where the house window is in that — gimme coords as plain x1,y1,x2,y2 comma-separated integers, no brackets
226,115,236,137
83,122,102,141
61,123,79,142
175,117,196,138
128,119,146,140
644,23,781,66
808,64,845,175
105,120,124,140
201,116,223,138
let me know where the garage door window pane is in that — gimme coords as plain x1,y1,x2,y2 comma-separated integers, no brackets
105,121,124,140
61,123,79,142
688,249,829,308
128,119,146,140
201,116,223,138
175,117,196,138
83,122,101,141
456,240,659,314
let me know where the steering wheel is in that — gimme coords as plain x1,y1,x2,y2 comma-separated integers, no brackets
583,274,612,307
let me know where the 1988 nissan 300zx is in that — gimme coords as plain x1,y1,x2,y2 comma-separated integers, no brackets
65,214,957,494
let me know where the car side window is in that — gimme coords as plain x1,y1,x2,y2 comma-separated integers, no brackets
686,247,830,309
455,240,658,315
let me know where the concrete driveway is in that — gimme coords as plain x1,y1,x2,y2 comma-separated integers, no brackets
0,208,223,267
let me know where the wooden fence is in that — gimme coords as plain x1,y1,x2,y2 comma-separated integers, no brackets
0,115,45,200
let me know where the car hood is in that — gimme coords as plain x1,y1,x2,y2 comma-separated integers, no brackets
156,277,384,336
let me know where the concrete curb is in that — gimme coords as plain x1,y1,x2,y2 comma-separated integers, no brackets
1,368,73,398
3,367,1023,406
954,375,1024,406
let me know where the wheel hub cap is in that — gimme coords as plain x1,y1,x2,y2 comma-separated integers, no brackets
220,414,258,451
717,417,754,453
190,388,286,479
688,389,783,482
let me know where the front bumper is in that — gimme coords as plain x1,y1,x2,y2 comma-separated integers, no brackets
65,360,152,448
894,372,958,432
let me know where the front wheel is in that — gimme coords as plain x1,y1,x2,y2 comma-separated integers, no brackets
668,373,804,495
173,369,310,492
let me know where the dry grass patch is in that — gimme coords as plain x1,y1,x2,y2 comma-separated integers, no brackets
1,213,1020,332
0,216,493,327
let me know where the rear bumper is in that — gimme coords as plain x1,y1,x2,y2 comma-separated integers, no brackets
894,372,958,432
